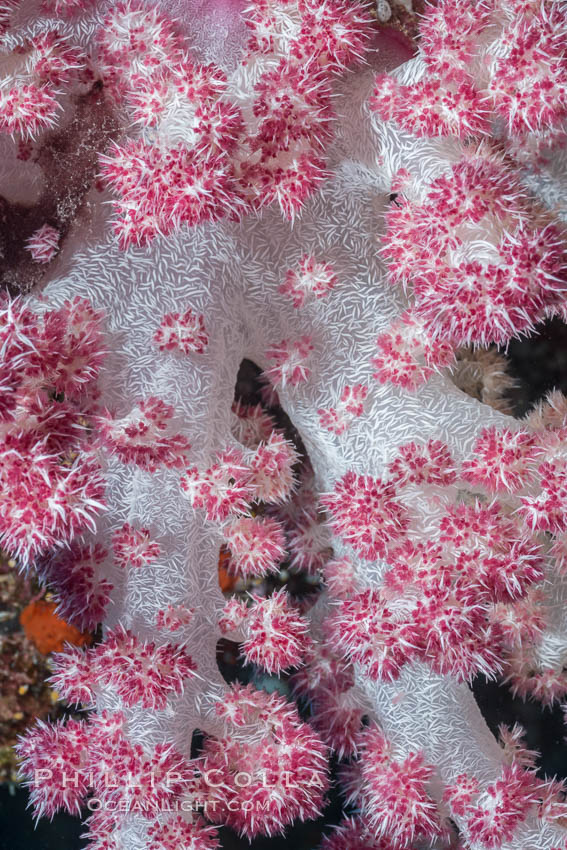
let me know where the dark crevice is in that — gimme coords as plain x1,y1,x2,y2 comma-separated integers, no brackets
471,676,567,781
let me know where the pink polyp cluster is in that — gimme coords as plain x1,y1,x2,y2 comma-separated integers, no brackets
147,816,219,850
0,30,86,137
221,515,286,577
94,0,372,247
372,310,456,390
198,684,329,839
368,0,567,394
244,0,371,71
17,710,196,835
371,0,567,144
98,396,191,471
318,384,368,435
321,470,410,561
382,152,566,351
321,428,567,685
50,623,197,709
279,254,339,308
111,522,162,569
152,308,209,354
0,297,106,564
40,541,113,631
25,224,60,264
443,761,567,848
346,726,442,847
238,587,310,673
264,334,314,387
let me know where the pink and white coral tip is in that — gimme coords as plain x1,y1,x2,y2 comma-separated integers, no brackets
181,448,255,521
242,588,310,673
287,508,332,575
0,85,60,138
318,384,368,435
40,541,113,631
147,816,220,850
16,717,90,819
250,431,299,503
98,396,190,471
222,515,286,578
388,438,457,487
371,74,490,138
321,470,409,560
322,556,357,598
49,644,96,706
448,764,541,847
153,308,208,355
279,255,338,308
244,0,372,73
0,453,106,566
112,522,161,569
94,624,197,709
218,597,248,635
231,400,275,447
41,0,96,16
264,335,314,388
355,726,441,846
25,225,60,264
462,426,538,493
372,312,455,390
201,683,329,838
155,603,194,631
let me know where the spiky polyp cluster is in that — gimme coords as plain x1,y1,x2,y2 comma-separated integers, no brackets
96,2,242,247
371,0,567,150
182,433,298,551
25,224,60,263
0,31,85,137
279,255,338,308
98,396,191,471
153,308,208,355
323,433,556,683
373,149,567,389
40,0,97,15
346,727,442,848
0,297,106,565
264,335,314,388
443,760,567,848
221,515,286,578
336,725,567,850
38,542,113,631
244,0,371,72
112,522,161,569
184,401,312,670
318,384,368,435
147,816,219,850
198,684,329,840
97,0,372,247
17,712,196,831
372,311,455,390
50,623,196,709
464,423,567,534
321,470,409,561
236,588,310,673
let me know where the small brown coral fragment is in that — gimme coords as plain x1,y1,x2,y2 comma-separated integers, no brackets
451,347,516,414
20,599,92,654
